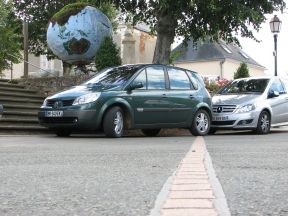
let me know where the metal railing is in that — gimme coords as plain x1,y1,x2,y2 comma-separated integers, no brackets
8,53,58,80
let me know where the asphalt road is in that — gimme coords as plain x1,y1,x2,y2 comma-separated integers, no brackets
205,128,288,216
0,134,192,216
1,128,288,216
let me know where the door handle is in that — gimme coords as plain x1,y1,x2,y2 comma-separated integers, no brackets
189,95,195,99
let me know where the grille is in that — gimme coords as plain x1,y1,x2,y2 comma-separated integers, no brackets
46,99,74,107
212,105,237,113
212,120,236,126
39,117,77,124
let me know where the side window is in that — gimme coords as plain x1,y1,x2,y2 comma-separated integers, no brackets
280,79,288,93
133,70,147,89
146,67,166,90
167,68,191,90
187,71,200,90
270,79,286,94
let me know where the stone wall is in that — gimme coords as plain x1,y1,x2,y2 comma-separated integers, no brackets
14,74,92,96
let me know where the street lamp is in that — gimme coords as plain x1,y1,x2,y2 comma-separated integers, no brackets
269,15,282,76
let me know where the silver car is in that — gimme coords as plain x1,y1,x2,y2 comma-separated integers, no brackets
211,77,288,134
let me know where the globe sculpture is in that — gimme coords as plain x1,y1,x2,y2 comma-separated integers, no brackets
47,6,112,65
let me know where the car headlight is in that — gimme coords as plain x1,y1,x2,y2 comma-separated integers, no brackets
73,92,101,105
235,104,255,113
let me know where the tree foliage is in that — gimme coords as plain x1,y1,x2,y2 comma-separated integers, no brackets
114,0,285,64
13,0,118,59
94,37,121,71
234,62,250,79
0,0,21,75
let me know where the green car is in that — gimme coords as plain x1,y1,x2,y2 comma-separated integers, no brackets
38,64,212,137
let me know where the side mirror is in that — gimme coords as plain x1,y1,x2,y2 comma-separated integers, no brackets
268,90,280,98
127,82,143,91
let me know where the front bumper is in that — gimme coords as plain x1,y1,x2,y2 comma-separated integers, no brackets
211,110,260,129
38,109,100,130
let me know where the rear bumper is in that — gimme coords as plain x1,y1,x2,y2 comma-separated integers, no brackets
38,109,100,130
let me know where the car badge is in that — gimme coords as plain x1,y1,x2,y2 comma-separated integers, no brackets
217,106,223,113
53,101,63,109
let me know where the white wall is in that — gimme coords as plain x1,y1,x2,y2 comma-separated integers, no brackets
174,59,265,80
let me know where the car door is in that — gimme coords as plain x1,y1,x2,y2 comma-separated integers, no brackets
165,67,199,124
128,66,172,125
268,78,288,124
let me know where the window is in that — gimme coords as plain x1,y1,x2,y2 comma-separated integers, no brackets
219,79,269,94
270,79,286,94
220,44,232,54
168,68,191,90
186,71,200,90
239,52,249,59
132,70,147,89
146,66,166,89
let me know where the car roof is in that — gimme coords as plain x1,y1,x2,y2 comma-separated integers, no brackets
120,63,199,74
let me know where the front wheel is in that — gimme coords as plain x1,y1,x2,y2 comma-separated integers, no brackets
141,129,161,137
254,111,270,134
103,106,124,138
189,109,211,136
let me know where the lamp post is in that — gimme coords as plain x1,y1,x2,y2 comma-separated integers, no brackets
269,15,282,76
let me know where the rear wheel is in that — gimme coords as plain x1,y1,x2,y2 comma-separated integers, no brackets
255,111,270,134
190,109,210,136
103,106,124,138
141,129,161,137
55,129,71,137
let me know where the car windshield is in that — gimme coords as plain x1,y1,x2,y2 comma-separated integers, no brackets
218,78,269,94
82,65,141,88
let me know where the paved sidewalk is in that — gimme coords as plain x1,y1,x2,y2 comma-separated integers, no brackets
156,137,230,216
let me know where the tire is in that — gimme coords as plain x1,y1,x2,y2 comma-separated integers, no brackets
103,106,124,138
255,111,270,134
189,109,211,136
141,129,161,137
55,129,71,137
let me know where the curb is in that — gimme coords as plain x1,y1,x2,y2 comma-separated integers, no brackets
149,137,231,216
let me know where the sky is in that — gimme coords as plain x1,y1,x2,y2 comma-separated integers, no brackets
239,1,288,77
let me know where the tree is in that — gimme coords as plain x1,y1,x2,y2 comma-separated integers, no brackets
13,0,118,60
234,62,250,79
114,0,285,64
94,37,121,71
0,0,21,76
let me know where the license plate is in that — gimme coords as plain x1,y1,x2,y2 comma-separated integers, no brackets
45,110,63,117
213,116,229,121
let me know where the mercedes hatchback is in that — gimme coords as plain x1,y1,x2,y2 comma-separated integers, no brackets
38,64,212,137
211,76,288,134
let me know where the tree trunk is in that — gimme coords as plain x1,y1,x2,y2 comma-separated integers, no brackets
153,11,177,64
62,61,72,76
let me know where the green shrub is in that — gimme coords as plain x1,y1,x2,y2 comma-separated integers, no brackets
234,62,250,79
51,2,90,26
94,37,121,71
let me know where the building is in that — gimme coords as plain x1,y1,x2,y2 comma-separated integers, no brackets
172,39,265,80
